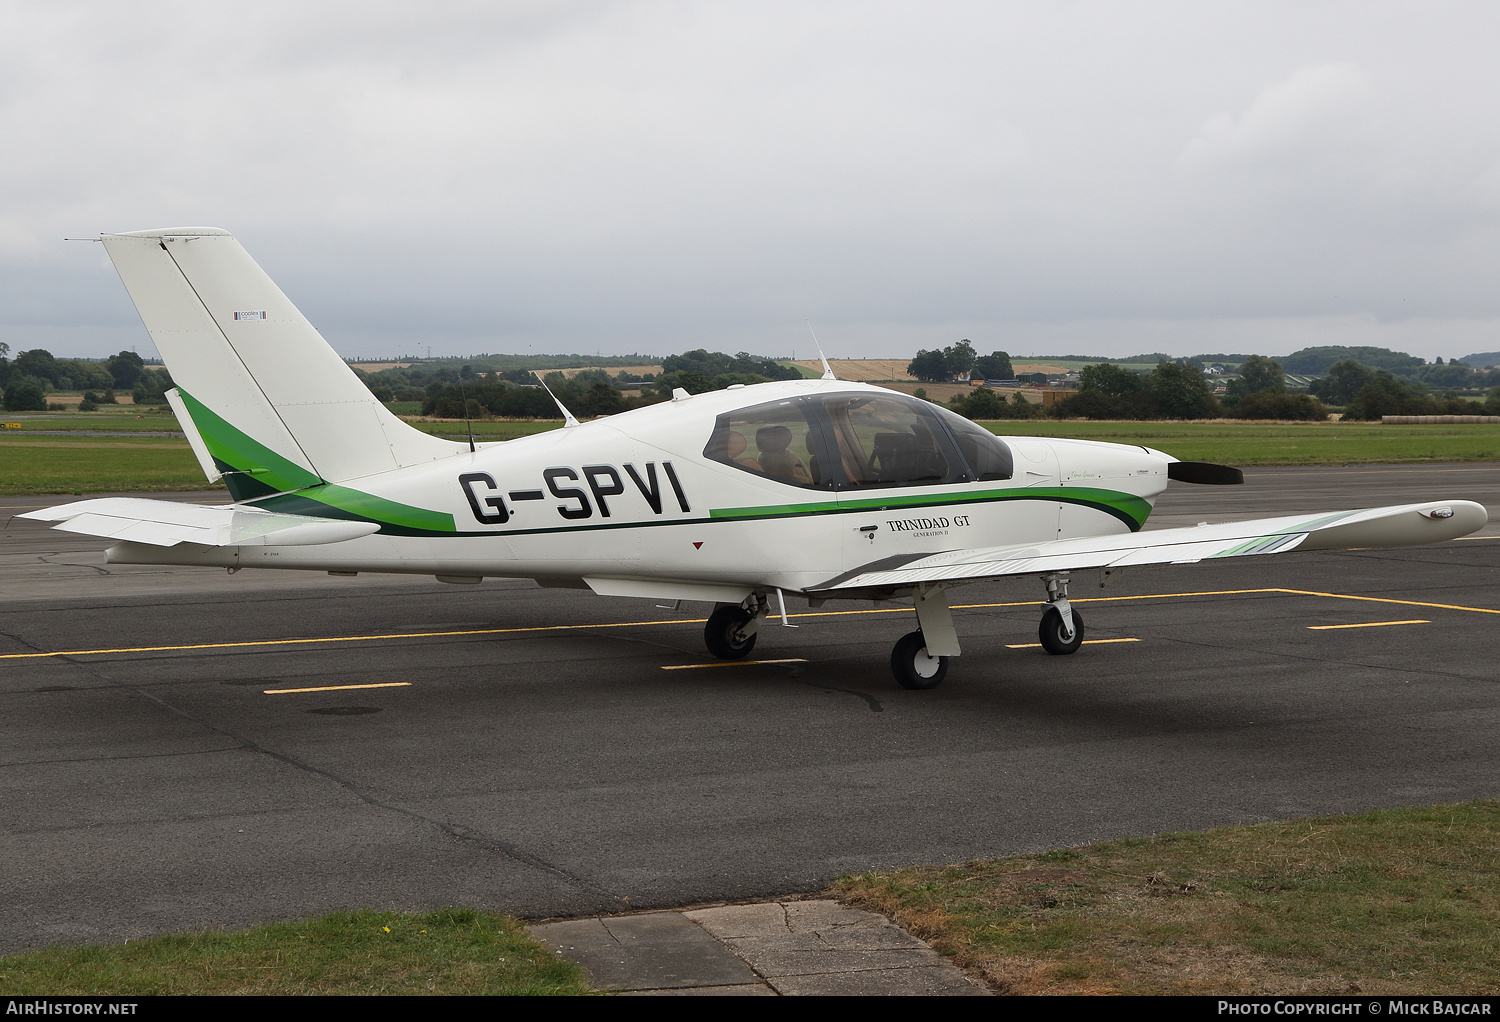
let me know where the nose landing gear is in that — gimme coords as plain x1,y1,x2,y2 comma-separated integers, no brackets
1038,575,1084,654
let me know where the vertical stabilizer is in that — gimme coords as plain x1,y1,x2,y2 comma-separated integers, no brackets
100,228,459,490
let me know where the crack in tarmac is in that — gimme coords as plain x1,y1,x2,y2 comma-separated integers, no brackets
0,626,625,911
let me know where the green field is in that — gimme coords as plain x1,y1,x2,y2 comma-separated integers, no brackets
835,799,1500,995
4,418,1498,495
0,908,590,996
1,409,183,431
0,435,223,494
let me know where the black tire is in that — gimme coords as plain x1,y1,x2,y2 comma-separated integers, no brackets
1038,605,1084,655
704,605,757,659
890,630,947,689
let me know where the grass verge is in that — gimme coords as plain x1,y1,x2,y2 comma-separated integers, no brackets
833,799,1500,995
5,417,1498,495
0,436,221,494
0,908,591,995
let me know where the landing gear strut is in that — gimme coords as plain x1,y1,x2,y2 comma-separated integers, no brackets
1038,575,1084,654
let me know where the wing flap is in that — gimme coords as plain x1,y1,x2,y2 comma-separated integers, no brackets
811,500,1486,591
19,497,379,548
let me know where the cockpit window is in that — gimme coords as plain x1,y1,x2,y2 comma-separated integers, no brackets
932,406,1014,481
703,399,833,487
704,391,1011,489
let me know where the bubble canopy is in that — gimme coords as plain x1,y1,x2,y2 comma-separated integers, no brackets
703,390,1013,490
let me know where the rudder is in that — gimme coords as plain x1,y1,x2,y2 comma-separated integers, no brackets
100,228,458,492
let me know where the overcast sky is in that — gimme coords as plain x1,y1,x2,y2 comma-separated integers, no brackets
3,1,1500,362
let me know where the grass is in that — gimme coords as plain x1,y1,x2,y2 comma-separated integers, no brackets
0,435,222,494
0,908,592,996
4,416,1498,496
833,799,1500,996
400,417,565,440
1,408,181,431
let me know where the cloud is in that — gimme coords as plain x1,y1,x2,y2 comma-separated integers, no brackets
2,2,1500,361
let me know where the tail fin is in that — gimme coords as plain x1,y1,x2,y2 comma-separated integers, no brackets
100,228,458,498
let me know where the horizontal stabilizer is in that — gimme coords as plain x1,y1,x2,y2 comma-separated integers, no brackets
19,498,379,548
810,499,1487,592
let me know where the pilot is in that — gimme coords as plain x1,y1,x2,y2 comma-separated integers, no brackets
755,424,813,484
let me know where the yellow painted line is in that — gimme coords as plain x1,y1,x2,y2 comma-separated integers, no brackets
1275,589,1500,615
0,617,716,660
264,682,413,695
1005,638,1143,649
1307,620,1428,630
661,658,809,671
3,588,1496,663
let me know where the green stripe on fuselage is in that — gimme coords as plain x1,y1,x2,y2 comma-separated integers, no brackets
711,486,1153,532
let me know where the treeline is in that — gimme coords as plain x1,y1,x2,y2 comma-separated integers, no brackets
937,354,1500,422
406,349,802,419
0,346,173,411
907,340,1015,382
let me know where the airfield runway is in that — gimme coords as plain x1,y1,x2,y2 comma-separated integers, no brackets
3,464,1499,955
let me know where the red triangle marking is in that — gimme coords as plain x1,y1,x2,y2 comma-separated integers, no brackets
692,542,703,549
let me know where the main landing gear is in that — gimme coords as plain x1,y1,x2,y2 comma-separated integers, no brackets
704,603,759,659
891,630,947,689
704,576,1087,690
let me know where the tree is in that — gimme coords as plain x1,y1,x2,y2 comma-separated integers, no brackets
907,349,949,382
3,379,46,411
1235,392,1327,421
1308,359,1374,405
1079,363,1144,397
1229,355,1286,396
654,370,715,397
1144,362,1220,419
944,340,977,380
959,386,1002,419
108,350,146,389
972,350,1014,381
13,349,60,386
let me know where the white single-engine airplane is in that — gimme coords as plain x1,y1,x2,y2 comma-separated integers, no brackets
23,228,1489,687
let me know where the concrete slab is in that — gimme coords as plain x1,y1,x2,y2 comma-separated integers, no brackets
531,911,759,991
619,983,777,996
539,901,990,995
770,966,988,996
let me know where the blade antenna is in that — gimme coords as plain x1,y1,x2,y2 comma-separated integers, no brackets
806,321,836,380
532,371,581,428
457,374,477,453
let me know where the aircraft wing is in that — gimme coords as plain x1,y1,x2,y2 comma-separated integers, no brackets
810,499,1488,592
17,497,380,548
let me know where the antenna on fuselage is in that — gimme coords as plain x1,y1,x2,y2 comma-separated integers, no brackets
806,321,836,380
532,371,581,428
457,374,477,453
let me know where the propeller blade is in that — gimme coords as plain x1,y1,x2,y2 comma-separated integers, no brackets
1168,461,1244,485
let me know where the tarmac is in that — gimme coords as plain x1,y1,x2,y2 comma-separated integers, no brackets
3,463,1498,994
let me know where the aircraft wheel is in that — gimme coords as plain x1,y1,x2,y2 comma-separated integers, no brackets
891,630,947,689
1038,606,1085,655
704,605,757,659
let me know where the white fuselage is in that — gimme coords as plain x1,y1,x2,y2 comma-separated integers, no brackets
107,381,1172,597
